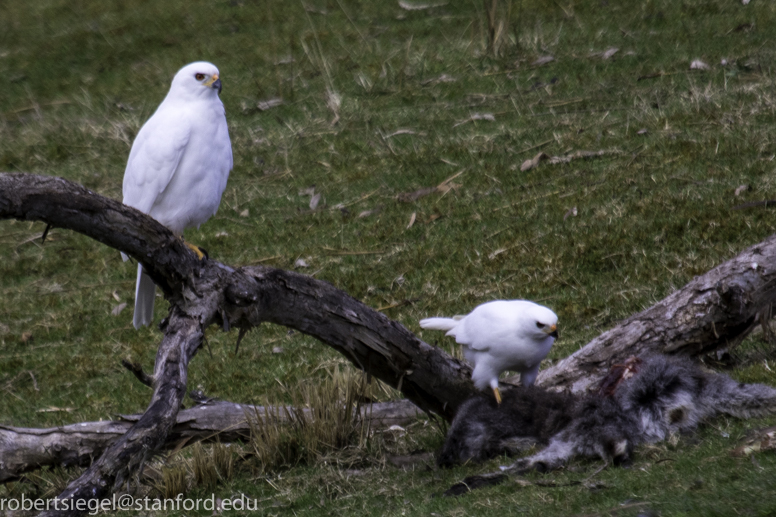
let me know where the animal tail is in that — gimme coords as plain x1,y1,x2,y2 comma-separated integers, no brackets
705,373,776,419
133,263,155,329
419,317,458,332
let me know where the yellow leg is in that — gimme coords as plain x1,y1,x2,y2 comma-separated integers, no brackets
183,240,207,260
493,386,502,405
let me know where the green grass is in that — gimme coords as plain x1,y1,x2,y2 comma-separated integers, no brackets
3,0,776,514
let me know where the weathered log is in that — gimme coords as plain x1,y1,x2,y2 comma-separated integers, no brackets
0,173,474,419
0,172,473,516
0,399,422,484
526,235,776,393
4,172,776,514
36,311,202,517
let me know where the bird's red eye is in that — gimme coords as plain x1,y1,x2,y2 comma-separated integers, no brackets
195,73,205,81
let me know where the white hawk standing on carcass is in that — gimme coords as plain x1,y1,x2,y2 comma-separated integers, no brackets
420,300,558,403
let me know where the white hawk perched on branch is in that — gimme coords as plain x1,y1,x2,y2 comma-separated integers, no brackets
122,61,233,329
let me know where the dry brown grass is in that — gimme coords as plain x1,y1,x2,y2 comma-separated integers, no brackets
190,441,235,491
156,463,188,499
249,366,371,473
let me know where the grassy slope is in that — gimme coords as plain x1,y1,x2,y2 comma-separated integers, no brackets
2,0,776,514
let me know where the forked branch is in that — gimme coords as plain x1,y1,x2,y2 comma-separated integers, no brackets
3,172,776,515
0,172,474,515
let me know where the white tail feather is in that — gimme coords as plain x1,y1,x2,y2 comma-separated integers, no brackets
133,264,156,329
419,317,458,332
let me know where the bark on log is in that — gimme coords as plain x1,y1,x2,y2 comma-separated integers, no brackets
4,172,776,514
0,173,474,419
0,172,473,515
522,235,776,393
37,311,202,517
0,400,422,484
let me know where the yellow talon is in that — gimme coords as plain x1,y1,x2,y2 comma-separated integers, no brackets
493,387,502,405
183,240,207,260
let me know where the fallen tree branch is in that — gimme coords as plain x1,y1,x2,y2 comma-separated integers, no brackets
0,172,473,515
4,172,776,513
39,311,203,517
0,399,422,483
0,173,474,419
526,235,776,393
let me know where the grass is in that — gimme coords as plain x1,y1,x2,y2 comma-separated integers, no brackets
248,366,373,473
2,0,776,514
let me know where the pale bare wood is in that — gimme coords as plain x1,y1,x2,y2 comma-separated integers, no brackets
0,399,422,483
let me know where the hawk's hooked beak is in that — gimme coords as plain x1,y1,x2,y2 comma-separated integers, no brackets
546,324,558,339
205,74,222,94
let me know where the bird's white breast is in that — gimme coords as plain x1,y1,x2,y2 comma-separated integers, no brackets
129,96,232,235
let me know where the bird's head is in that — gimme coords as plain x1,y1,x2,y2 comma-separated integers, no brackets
169,61,223,100
525,303,559,340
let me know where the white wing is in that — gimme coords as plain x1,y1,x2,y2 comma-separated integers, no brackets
122,108,191,214
452,301,519,351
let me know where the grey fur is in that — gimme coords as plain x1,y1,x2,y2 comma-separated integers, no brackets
439,355,776,473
